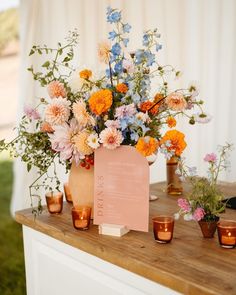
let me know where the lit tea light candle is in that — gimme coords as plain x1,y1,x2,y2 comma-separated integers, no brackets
72,206,91,230
45,191,63,214
153,216,174,244
63,183,73,203
217,220,236,249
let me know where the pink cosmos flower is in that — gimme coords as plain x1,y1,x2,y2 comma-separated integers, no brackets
105,120,120,129
193,207,205,221
177,198,191,212
98,41,111,64
204,153,217,163
47,81,67,98
48,119,82,164
115,103,136,119
24,105,40,120
99,127,123,150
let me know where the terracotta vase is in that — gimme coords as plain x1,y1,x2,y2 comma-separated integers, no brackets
166,156,183,195
198,216,220,238
68,161,94,217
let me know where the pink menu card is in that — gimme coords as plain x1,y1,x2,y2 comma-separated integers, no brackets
94,146,149,232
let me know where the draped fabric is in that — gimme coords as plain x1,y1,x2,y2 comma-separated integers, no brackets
11,0,236,215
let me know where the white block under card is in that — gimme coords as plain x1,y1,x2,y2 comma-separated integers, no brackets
99,224,130,237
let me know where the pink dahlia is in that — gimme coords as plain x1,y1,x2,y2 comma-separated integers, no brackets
47,81,67,98
72,100,95,127
193,207,205,221
48,119,81,164
115,103,136,119
44,98,70,126
104,120,120,129
24,105,40,120
177,198,191,212
165,92,187,111
204,153,217,163
99,127,123,150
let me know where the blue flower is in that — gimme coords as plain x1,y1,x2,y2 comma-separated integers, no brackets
123,23,131,33
105,68,114,78
108,30,118,41
111,43,121,56
144,51,155,66
123,38,129,47
114,61,123,74
155,43,162,52
130,131,139,142
107,11,121,23
132,93,141,103
135,49,144,64
142,34,149,47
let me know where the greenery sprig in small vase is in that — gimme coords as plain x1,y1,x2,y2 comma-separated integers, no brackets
175,143,233,230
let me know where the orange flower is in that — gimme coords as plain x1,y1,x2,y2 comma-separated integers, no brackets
154,93,164,103
166,116,177,128
136,136,158,157
140,101,159,115
40,121,54,133
89,89,113,115
116,83,128,94
79,69,92,80
160,130,187,156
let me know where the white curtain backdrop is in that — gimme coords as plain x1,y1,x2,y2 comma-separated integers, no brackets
11,0,236,214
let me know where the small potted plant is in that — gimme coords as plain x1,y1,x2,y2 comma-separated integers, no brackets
175,143,233,238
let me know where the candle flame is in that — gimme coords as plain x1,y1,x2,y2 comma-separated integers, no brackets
228,232,231,237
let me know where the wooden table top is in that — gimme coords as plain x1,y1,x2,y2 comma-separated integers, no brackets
15,182,236,295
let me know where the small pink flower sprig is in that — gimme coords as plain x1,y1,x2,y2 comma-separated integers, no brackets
175,143,233,222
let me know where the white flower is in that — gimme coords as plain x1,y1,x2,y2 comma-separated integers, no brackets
174,213,180,220
184,213,193,221
194,112,212,124
68,69,89,93
135,112,149,123
87,133,100,149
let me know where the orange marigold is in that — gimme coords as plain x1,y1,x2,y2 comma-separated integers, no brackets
160,130,187,157
79,69,92,80
89,89,113,115
166,116,177,128
116,83,128,94
136,136,159,157
140,101,159,115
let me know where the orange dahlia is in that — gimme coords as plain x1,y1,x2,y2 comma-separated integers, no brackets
116,83,128,94
140,101,159,115
89,89,113,116
160,130,187,156
136,136,159,157
166,116,177,128
79,69,92,80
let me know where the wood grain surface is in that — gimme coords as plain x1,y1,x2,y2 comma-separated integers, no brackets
15,182,236,295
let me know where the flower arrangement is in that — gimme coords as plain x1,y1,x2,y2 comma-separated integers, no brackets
0,7,209,215
175,143,233,222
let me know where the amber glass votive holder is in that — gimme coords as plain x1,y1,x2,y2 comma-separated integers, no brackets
166,156,183,195
72,206,91,230
63,183,73,203
153,216,174,243
217,220,236,249
45,191,63,214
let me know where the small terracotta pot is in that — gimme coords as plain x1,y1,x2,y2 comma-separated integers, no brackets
198,216,220,238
